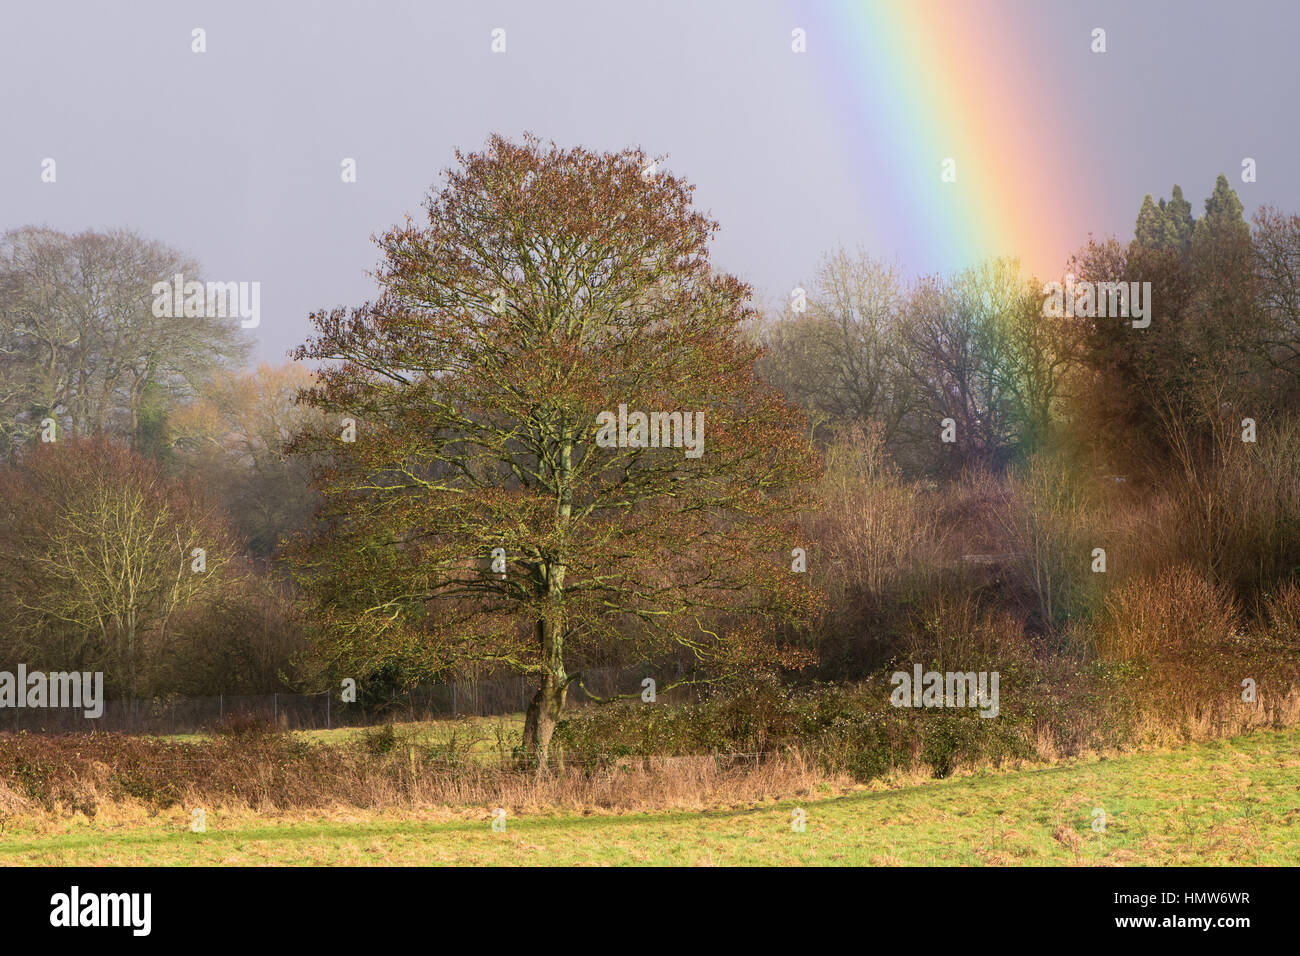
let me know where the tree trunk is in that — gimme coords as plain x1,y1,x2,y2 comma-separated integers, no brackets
520,439,573,771
520,580,567,770
521,667,567,771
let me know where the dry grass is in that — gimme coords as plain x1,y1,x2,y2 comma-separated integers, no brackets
0,731,851,822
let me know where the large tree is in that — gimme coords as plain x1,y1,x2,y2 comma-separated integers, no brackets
0,227,248,456
1071,175,1267,471
290,135,821,765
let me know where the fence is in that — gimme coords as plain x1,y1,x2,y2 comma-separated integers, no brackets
0,665,695,736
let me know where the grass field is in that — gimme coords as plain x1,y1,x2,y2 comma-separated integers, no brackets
3,725,1298,865
166,714,526,763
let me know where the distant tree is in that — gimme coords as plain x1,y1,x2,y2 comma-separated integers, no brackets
0,227,248,456
1135,194,1166,249
758,255,1072,474
1162,184,1195,251
289,135,821,766
1196,174,1247,242
893,258,1055,472
0,438,235,695
754,249,914,448
997,267,1078,455
173,363,326,557
1187,174,1259,384
1067,236,1181,471
1252,206,1300,379
1074,175,1265,471
1133,185,1194,253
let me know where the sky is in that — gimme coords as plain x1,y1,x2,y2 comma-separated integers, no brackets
3,0,1298,365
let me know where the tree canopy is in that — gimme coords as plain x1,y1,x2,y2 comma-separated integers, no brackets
290,135,821,763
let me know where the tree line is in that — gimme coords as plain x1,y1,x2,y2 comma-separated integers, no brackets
2,142,1298,765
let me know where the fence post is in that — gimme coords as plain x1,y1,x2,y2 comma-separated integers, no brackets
273,692,277,723
326,691,331,730
453,682,457,718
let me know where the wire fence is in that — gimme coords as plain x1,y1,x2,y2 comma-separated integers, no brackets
0,665,698,736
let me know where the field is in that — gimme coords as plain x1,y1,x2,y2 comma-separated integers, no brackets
168,714,527,758
3,725,1297,866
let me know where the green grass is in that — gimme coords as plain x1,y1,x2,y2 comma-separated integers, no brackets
4,725,1299,865
293,713,524,753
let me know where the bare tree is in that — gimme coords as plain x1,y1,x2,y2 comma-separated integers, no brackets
172,362,328,556
1253,206,1300,376
896,258,1065,471
0,438,236,694
756,248,914,445
0,227,248,455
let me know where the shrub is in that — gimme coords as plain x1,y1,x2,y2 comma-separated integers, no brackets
359,723,398,756
901,590,1033,673
998,453,1116,632
808,423,938,598
1162,409,1300,602
1094,566,1238,664
555,678,1039,783
1261,580,1300,644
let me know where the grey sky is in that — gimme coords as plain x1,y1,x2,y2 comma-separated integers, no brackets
3,0,1297,365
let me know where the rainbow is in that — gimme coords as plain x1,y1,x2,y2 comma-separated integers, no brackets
809,0,1096,281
